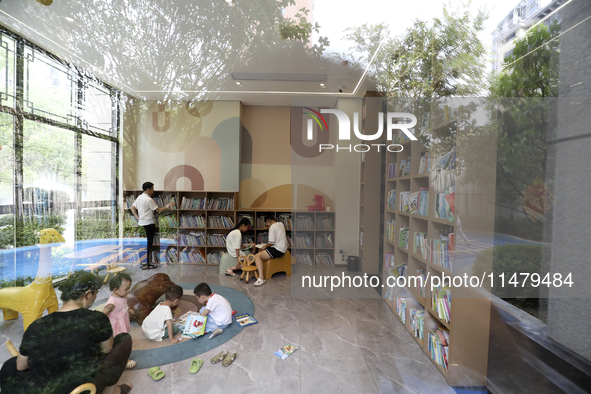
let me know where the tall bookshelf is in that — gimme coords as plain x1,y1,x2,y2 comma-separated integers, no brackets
121,193,336,266
380,98,496,386
359,92,385,275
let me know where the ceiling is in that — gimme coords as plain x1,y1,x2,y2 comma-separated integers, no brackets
0,0,376,105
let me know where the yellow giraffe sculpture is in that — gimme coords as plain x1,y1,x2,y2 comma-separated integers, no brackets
0,228,64,331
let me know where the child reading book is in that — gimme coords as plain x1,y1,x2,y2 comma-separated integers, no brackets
141,285,184,343
194,283,232,339
103,273,136,369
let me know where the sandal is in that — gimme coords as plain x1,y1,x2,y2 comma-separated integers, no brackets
141,264,158,270
148,366,165,381
222,350,237,367
190,358,203,374
210,350,227,364
225,269,237,277
125,359,137,369
118,383,133,394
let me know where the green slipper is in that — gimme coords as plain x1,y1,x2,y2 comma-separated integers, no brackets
148,366,165,381
190,358,203,374
210,350,227,364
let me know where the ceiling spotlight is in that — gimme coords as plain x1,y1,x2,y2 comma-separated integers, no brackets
320,83,325,87
225,0,234,4
235,81,241,85
153,81,158,85
65,16,75,22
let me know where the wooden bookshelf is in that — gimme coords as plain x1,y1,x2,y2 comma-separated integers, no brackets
122,194,337,266
379,98,496,386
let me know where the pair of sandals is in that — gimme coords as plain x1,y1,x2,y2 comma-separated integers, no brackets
141,263,158,270
148,359,203,381
210,350,237,367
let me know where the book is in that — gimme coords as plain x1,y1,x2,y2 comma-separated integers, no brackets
175,311,200,331
274,345,298,360
234,313,259,327
408,192,419,214
183,314,208,338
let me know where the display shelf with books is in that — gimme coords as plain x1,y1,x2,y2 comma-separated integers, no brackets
376,97,495,386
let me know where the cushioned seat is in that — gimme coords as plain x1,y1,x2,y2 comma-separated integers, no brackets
219,252,238,275
263,250,293,279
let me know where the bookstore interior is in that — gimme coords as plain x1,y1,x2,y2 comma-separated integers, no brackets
0,0,590,393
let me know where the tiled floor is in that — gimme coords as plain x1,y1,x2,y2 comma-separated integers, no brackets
0,265,456,394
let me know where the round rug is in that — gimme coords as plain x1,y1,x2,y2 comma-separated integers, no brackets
97,284,254,369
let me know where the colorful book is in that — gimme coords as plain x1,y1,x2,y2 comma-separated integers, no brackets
234,313,258,327
183,314,207,338
274,345,298,360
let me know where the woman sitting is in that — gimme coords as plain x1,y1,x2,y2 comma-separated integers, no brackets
0,270,133,394
224,218,255,277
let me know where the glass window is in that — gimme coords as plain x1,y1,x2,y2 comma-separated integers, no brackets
22,119,76,246
0,113,14,250
85,80,116,137
0,33,16,109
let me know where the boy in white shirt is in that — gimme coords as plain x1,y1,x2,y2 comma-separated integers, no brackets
194,283,232,339
141,285,184,344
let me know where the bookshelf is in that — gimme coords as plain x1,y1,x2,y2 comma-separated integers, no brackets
379,98,495,386
122,192,337,266
359,92,385,276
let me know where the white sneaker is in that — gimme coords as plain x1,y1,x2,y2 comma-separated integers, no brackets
254,278,266,287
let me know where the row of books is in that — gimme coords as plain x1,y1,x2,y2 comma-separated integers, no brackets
180,214,206,228
207,197,234,210
416,269,427,297
397,298,407,323
387,151,430,178
238,214,254,226
208,216,235,228
180,197,207,210
207,234,227,246
435,188,455,220
386,190,396,210
180,249,206,264
388,163,397,179
386,219,396,243
153,195,176,208
431,235,453,271
428,328,450,370
179,232,206,246
295,233,313,248
410,309,425,343
278,214,292,229
399,189,428,216
125,195,136,209
124,212,138,227
294,251,313,265
315,252,334,266
435,146,456,171
295,215,314,229
316,215,335,230
432,286,451,322
414,232,428,260
418,152,431,174
158,215,178,228
315,233,334,248
242,234,255,244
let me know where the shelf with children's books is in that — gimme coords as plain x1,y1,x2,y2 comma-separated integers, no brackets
376,97,495,386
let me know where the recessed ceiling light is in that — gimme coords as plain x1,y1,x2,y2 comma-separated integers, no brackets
235,81,241,85
65,16,75,23
153,81,158,85
225,0,234,3
320,83,325,87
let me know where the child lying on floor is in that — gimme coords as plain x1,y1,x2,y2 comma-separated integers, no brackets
194,283,232,339
142,285,184,344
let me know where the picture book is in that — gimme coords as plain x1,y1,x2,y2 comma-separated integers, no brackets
175,311,200,331
274,345,298,360
183,314,208,338
408,192,419,214
234,313,258,327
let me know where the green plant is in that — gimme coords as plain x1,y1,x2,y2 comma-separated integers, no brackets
0,275,37,289
0,214,67,249
75,218,119,241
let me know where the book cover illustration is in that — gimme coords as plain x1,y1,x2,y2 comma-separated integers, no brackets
274,345,298,360
234,313,259,327
174,311,200,331
183,314,208,338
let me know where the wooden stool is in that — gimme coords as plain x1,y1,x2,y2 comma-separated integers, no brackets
239,254,259,284
104,266,126,283
263,250,293,279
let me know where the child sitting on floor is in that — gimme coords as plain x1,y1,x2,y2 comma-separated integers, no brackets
103,273,137,369
194,283,232,339
142,285,184,344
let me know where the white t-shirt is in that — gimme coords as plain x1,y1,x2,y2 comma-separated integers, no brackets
226,229,242,258
268,222,288,253
206,294,232,326
132,193,158,226
141,303,172,341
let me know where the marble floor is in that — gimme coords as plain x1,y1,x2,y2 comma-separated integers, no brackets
0,265,458,394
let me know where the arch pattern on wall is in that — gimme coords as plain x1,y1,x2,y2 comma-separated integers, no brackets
163,165,204,190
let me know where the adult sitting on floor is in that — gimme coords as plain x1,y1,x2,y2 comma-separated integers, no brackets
0,271,133,394
253,214,288,287
224,218,255,277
